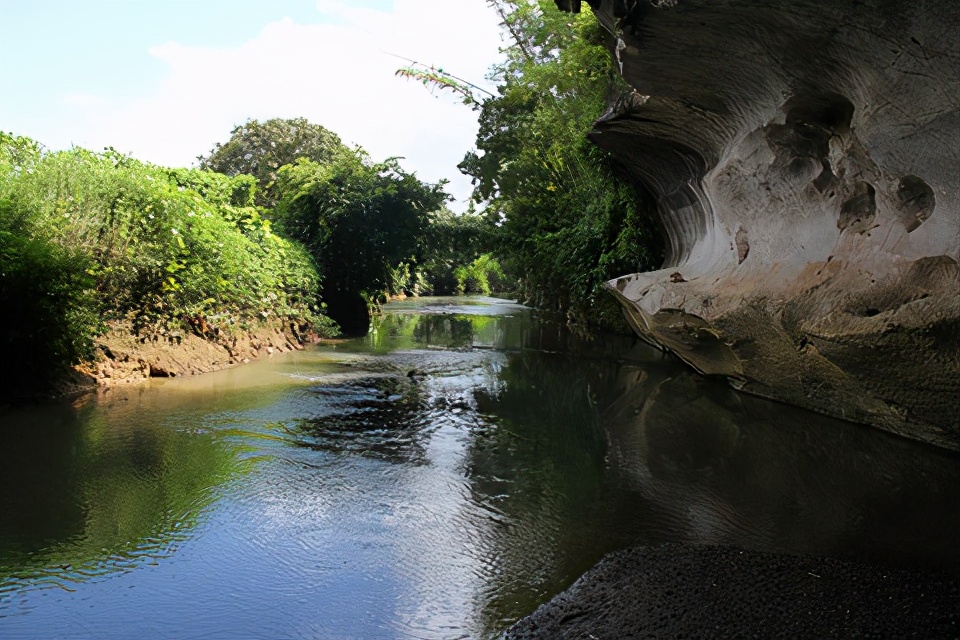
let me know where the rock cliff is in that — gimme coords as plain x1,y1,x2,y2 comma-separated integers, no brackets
560,0,960,450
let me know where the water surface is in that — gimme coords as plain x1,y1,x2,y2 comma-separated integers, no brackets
1,296,957,639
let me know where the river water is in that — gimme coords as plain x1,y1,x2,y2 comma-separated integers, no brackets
1,296,957,639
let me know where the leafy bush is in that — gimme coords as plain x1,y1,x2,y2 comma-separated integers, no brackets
0,202,99,391
274,148,447,327
454,253,507,295
0,132,335,391
416,207,507,295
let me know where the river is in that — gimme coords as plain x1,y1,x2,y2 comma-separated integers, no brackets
1,296,957,639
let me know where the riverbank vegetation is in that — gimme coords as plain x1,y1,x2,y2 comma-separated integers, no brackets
479,1,662,328
402,0,663,330
0,126,500,398
0,133,330,395
1,1,663,397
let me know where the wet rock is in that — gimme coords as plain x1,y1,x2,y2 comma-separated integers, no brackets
506,543,959,639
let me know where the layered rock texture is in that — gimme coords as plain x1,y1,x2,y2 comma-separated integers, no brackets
564,0,960,449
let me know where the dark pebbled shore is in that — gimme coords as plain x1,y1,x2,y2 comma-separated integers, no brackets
505,544,959,639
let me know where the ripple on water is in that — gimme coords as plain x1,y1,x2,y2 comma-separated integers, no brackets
3,297,956,640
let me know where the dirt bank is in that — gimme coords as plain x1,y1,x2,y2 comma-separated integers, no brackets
61,320,326,395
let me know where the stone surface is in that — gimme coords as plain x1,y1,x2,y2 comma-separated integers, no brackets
565,0,960,449
504,543,960,639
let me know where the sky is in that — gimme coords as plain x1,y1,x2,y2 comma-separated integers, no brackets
0,0,506,210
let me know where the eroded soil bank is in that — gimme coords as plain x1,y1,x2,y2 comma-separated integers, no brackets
59,320,324,396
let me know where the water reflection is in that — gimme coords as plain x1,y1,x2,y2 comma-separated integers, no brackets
0,397,241,598
601,370,960,570
288,374,432,464
0,296,956,640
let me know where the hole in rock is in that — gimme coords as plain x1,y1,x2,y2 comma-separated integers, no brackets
838,181,876,232
735,227,750,264
784,91,855,131
897,175,935,232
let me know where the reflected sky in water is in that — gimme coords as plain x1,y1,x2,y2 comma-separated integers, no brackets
1,296,957,639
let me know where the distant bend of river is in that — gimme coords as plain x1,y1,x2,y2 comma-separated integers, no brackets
1,296,957,639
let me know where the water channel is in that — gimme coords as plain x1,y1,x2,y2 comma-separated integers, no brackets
1,296,957,639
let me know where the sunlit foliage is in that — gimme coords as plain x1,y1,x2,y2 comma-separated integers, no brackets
198,117,343,208
0,132,332,394
273,147,448,326
461,1,662,330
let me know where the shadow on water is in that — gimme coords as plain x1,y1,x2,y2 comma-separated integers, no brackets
287,374,433,465
0,296,956,639
601,369,960,570
458,343,959,633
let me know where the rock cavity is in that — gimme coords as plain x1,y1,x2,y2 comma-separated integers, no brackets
562,0,960,450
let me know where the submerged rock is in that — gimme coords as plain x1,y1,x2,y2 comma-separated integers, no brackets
563,0,960,449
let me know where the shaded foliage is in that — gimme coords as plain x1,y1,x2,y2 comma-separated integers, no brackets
0,204,99,392
274,148,448,330
416,207,503,295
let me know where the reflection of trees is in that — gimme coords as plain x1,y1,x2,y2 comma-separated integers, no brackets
465,352,623,633
603,370,960,572
368,311,504,351
0,401,241,591
286,374,431,465
412,315,475,348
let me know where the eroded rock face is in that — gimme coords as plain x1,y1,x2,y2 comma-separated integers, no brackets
566,1,960,449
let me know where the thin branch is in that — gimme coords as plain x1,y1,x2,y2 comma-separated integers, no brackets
383,51,494,100
489,0,536,64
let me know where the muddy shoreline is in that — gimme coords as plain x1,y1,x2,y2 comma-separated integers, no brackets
505,543,959,638
51,320,333,399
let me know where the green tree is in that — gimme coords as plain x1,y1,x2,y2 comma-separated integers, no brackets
416,207,503,295
274,148,448,332
458,1,662,331
199,118,343,208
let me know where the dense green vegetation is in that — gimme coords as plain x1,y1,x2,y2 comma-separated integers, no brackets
197,119,503,329
1,2,663,394
469,1,662,329
272,149,447,330
403,0,662,329
0,125,497,394
1,132,335,394
198,117,343,209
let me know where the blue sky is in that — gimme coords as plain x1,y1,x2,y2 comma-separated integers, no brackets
0,0,505,209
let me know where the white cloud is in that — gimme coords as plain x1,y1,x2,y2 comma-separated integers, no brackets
63,92,108,107
76,1,505,210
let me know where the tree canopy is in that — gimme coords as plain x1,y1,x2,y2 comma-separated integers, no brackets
199,118,343,208
458,1,662,330
274,147,449,331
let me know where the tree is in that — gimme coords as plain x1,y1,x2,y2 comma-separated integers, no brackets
457,1,663,331
0,132,332,398
274,148,448,332
199,118,343,208
416,207,502,295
